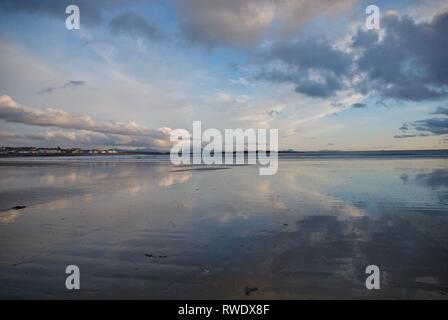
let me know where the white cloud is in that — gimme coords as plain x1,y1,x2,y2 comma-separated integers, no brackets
0,95,173,149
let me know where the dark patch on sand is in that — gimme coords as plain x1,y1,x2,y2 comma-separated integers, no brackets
145,253,168,258
245,286,258,296
11,205,26,210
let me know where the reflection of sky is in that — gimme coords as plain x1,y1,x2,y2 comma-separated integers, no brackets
0,158,447,298
272,160,448,210
1,158,447,221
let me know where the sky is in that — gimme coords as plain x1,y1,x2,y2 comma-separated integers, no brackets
0,0,447,151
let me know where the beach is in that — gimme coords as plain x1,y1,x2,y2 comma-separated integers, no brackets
0,155,447,299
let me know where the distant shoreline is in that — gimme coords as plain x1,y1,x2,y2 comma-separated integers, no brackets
0,149,447,158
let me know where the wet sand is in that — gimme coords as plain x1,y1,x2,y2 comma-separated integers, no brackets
0,157,447,299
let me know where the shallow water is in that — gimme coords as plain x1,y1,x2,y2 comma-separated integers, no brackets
0,157,447,299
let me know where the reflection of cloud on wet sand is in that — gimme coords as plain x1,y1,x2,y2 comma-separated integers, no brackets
415,169,448,188
0,195,97,224
158,171,192,187
0,209,22,224
127,185,142,195
1,159,447,299
210,211,447,299
207,170,366,227
277,169,366,219
42,171,110,185
34,198,73,211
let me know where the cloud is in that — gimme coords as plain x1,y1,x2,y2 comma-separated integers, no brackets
40,80,86,94
331,101,367,110
1,130,107,144
353,10,448,101
394,133,431,139
211,91,251,106
350,102,366,108
255,37,352,98
395,117,448,138
431,105,448,115
0,95,146,135
65,80,85,87
0,95,173,149
228,77,250,86
172,0,357,48
396,103,448,139
408,118,448,135
109,12,163,41
267,109,281,116
251,8,448,102
0,130,170,149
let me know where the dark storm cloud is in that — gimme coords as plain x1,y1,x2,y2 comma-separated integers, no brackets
394,133,431,139
396,103,448,139
255,38,352,98
331,102,367,109
256,9,448,101
410,118,448,135
40,87,56,94
40,80,86,94
351,103,366,108
64,80,85,88
293,74,343,98
395,118,448,138
353,11,448,101
431,106,448,116
109,12,163,41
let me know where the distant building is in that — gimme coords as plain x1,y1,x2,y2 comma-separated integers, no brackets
0,146,123,156
36,147,62,154
68,148,82,154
